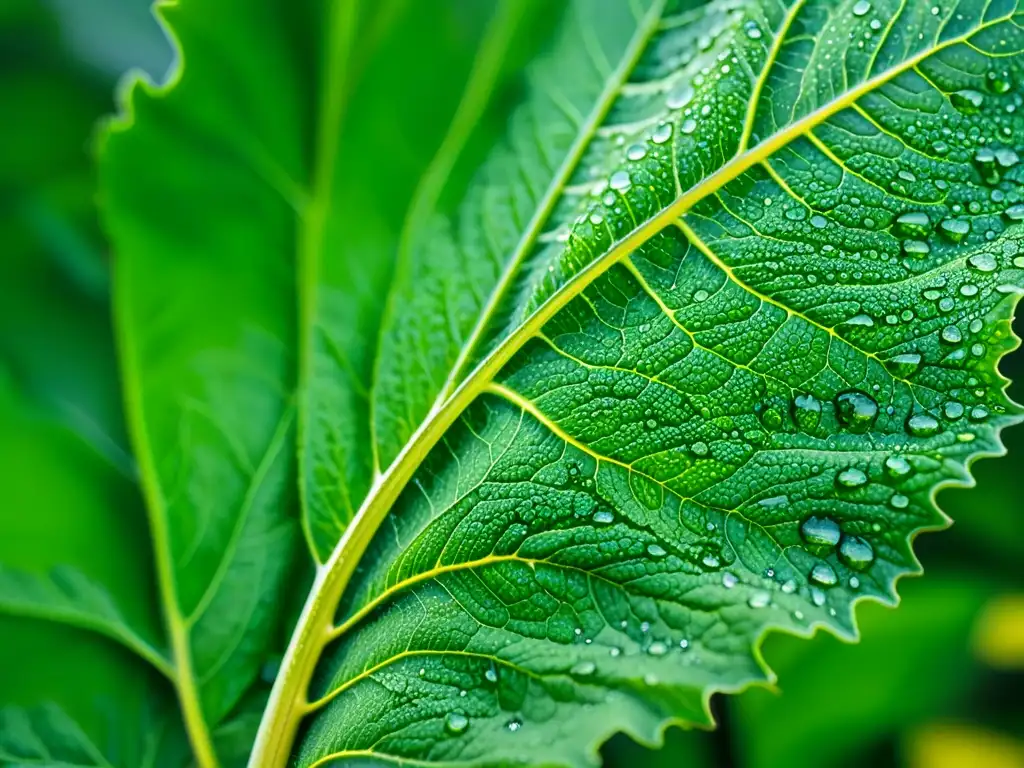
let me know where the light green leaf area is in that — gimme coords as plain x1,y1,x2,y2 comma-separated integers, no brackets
289,0,1024,765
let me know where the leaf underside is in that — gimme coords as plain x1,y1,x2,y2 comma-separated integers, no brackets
18,0,1024,766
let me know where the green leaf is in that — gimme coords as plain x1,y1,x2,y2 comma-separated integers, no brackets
98,0,538,763
250,0,1024,765
0,565,171,679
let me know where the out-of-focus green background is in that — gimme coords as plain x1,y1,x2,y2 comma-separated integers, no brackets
1,2,1021,766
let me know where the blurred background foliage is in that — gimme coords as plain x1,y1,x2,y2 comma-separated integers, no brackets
0,2,1020,766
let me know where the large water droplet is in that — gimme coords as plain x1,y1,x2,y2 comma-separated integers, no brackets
939,218,970,242
968,252,997,272
666,83,694,110
647,543,667,558
652,123,673,144
887,353,922,377
845,313,875,327
839,536,875,570
890,493,910,510
903,239,931,258
593,510,614,525
801,516,841,547
792,393,822,430
647,641,668,656
836,466,868,488
609,170,631,191
951,89,985,113
626,144,648,161
906,412,940,437
852,0,871,15
894,212,931,237
836,390,879,432
810,562,838,586
748,591,771,608
1004,204,1024,221
681,118,697,135
722,572,738,588
941,325,962,344
944,401,965,420
445,712,470,735
884,455,913,478
485,666,499,684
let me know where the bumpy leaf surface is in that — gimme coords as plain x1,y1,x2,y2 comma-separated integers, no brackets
282,0,1024,765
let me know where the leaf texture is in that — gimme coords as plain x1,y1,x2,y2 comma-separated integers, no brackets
277,0,1024,765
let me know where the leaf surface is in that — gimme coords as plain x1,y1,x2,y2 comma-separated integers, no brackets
271,0,1024,765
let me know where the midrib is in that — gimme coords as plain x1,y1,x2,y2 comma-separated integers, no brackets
253,10,1010,768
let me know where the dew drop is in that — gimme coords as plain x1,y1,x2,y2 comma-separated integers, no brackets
836,390,879,432
571,660,596,676
693,288,709,302
810,562,837,587
951,89,985,114
609,170,631,191
852,0,871,15
652,122,673,144
792,393,823,430
702,554,720,568
944,401,965,420
445,712,470,735
941,325,962,344
939,218,970,242
969,405,990,422
845,313,875,327
485,666,499,684
968,252,998,272
836,467,868,488
666,83,694,110
894,211,931,237
890,493,910,510
506,717,523,733
681,118,697,135
748,591,771,609
626,144,648,161
647,641,668,657
903,239,931,258
593,510,614,525
888,352,922,377
884,455,913,478
810,214,828,229
906,412,940,437
647,543,667,558
839,536,875,570
722,572,738,589
1004,204,1024,221
800,516,841,547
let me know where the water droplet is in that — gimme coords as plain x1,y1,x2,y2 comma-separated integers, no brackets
722,572,738,589
681,118,697,134
792,393,823,430
801,516,841,547
970,405,990,421
445,712,470,735
810,588,826,607
996,148,1020,168
593,510,614,525
810,214,827,229
951,89,985,114
903,239,931,258
506,717,523,732
589,212,604,226
941,325,962,344
890,493,909,509
944,401,965,419
652,123,673,144
748,591,771,608
906,412,940,437
894,212,931,237
485,666,498,684
758,495,789,509
939,218,970,242
888,353,922,377
702,554,720,568
839,536,875,570
968,252,997,272
746,25,763,39
884,455,913,477
647,641,668,656
810,562,837,587
853,0,872,15
1004,204,1024,221
781,579,796,594
785,205,808,221
571,660,596,676
986,68,1013,93
836,390,879,433
845,313,875,327
647,543,667,558
626,144,648,161
836,467,868,488
609,170,631,191
667,84,695,110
